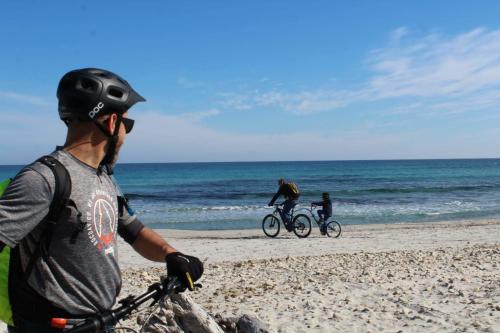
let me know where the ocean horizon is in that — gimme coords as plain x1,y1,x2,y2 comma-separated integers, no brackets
2,157,499,167
1,158,499,230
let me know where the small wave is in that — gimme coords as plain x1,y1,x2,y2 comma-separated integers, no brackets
335,184,498,195
125,193,163,200
167,205,268,212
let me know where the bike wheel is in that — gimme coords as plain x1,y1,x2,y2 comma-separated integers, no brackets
292,214,312,238
262,214,280,237
326,221,341,238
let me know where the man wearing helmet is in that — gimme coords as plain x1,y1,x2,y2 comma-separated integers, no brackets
0,68,203,332
268,178,300,231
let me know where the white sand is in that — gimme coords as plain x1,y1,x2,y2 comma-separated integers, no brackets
118,219,500,332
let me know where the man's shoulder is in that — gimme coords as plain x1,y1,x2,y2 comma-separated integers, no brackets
20,154,59,185
5,154,59,198
17,150,77,188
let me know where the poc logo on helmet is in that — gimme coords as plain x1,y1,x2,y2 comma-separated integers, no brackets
88,102,105,119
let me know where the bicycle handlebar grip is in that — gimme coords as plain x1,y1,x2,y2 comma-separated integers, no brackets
65,318,100,333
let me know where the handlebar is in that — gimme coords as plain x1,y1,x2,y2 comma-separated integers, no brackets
57,276,196,333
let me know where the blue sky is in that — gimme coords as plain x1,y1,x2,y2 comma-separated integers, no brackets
1,1,500,163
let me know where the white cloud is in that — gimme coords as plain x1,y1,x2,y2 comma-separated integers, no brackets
177,108,221,121
121,112,402,162
0,91,53,108
221,27,500,115
368,27,500,98
1,109,497,164
118,111,493,163
221,89,368,115
390,27,409,43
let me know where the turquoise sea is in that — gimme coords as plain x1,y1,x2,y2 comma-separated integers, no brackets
1,159,500,230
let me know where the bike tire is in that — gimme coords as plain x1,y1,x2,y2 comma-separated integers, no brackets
262,214,280,237
326,221,341,238
292,214,312,238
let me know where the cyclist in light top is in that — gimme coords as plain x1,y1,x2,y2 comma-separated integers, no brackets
0,68,203,332
268,178,300,231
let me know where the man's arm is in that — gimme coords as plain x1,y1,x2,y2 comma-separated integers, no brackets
117,198,203,289
131,227,178,262
268,186,284,206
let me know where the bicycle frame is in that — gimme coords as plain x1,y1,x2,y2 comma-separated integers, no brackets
271,204,297,222
296,206,335,227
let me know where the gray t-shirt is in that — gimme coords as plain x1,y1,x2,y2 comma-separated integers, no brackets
0,150,138,314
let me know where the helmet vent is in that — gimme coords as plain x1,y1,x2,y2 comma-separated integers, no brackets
80,78,98,92
96,72,110,78
108,87,124,99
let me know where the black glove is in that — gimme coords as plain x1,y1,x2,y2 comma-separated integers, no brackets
165,252,204,291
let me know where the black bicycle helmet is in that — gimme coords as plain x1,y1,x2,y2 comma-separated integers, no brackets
57,68,145,121
57,68,146,167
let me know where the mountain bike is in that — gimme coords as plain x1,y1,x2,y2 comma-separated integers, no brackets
296,205,341,238
261,204,312,238
50,276,204,333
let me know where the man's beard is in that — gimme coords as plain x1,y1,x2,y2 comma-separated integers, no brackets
109,142,123,166
101,140,121,167
109,150,120,166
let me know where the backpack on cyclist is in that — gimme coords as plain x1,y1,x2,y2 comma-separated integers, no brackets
0,156,71,326
287,182,300,196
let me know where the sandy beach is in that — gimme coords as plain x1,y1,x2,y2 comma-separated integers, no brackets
117,219,500,332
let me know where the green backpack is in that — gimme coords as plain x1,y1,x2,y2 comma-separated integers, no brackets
0,179,12,324
0,156,71,326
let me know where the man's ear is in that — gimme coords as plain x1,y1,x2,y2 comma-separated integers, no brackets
105,113,118,135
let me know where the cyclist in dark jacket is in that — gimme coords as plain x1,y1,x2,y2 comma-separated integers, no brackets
312,192,332,234
268,179,300,231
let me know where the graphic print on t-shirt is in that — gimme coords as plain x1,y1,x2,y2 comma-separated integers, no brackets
86,189,118,256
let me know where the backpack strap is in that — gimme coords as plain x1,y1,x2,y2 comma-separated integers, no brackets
23,155,72,279
41,156,72,224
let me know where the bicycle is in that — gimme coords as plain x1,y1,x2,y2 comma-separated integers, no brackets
296,204,341,238
261,204,312,238
50,276,205,333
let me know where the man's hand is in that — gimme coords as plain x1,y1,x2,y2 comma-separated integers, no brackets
166,252,204,291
